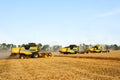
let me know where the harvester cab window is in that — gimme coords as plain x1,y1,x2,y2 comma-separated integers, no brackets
24,45,30,50
28,43,37,47
69,45,74,49
94,46,98,50
69,45,77,50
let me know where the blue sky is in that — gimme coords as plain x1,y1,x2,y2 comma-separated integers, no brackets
0,0,120,46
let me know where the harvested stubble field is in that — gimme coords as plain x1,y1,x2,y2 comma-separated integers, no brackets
54,50,120,60
0,51,120,80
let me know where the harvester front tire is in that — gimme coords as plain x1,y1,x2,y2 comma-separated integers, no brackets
33,53,39,58
19,54,25,59
48,53,52,57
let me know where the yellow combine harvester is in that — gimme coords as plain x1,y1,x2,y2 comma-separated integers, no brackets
59,45,79,54
59,44,109,54
87,45,110,53
11,43,52,59
86,45,102,53
59,45,102,54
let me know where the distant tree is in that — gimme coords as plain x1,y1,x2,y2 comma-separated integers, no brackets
2,43,6,47
82,43,89,50
37,43,42,50
6,44,12,49
1,43,7,50
41,45,50,51
52,45,62,51
18,45,21,47
21,44,25,47
118,46,120,50
9,44,16,48
37,43,42,47
110,44,119,50
104,45,110,50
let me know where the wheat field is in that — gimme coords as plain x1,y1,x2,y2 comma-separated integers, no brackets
0,51,120,80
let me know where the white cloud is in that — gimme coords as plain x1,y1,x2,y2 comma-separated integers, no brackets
98,8,120,17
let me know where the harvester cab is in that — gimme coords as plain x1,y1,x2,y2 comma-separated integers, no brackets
18,43,40,59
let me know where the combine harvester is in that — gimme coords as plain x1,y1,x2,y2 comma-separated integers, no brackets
59,44,109,54
59,45,79,54
11,43,52,59
86,45,109,53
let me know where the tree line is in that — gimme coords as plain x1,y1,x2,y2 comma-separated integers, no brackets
0,43,120,51
0,43,62,52
80,44,120,50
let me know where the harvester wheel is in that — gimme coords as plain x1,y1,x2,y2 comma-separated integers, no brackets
33,53,39,58
86,52,88,54
44,54,48,58
19,54,25,59
48,53,52,57
75,51,78,54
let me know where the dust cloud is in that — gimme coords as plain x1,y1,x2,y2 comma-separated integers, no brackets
0,50,11,59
